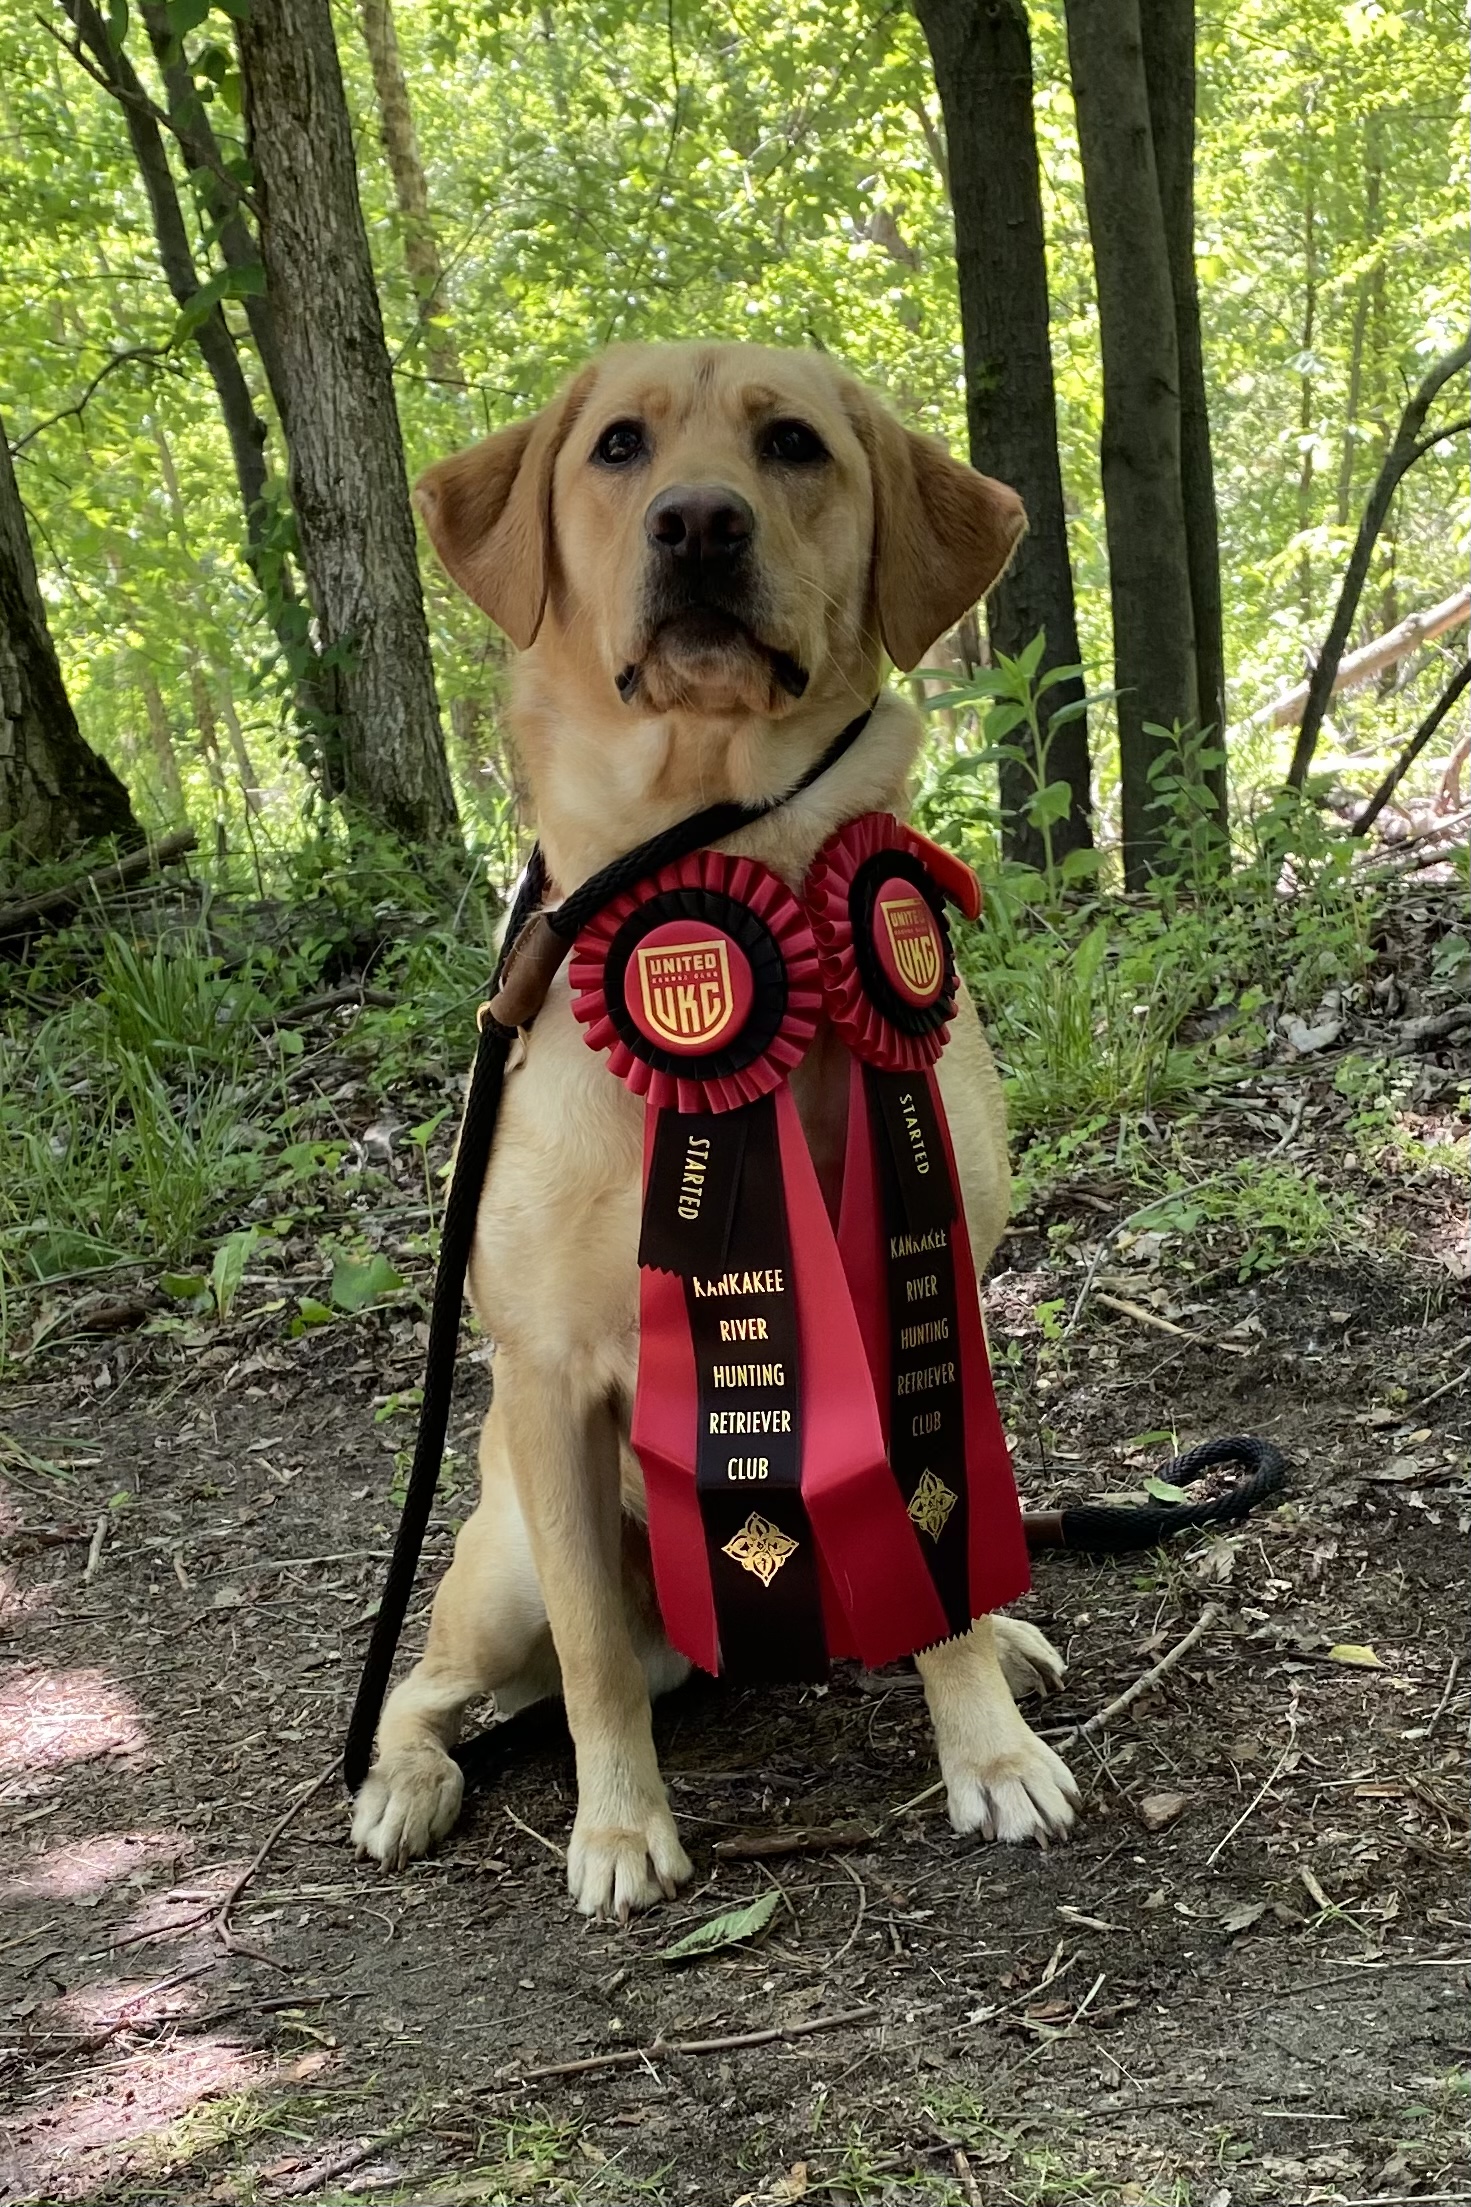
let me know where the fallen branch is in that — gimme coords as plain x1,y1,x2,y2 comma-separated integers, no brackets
209,1760,336,1954
481,2005,877,2091
0,827,197,939
1093,1292,1250,1355
1287,335,1471,790
713,1821,875,1862
1352,660,1471,836
1046,1604,1223,1750
1254,586,1469,728
262,983,395,1028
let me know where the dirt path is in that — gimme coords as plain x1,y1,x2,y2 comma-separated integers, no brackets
2,1115,1467,2205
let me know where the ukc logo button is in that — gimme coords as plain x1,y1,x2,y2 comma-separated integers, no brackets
629,919,755,1056
872,878,945,1007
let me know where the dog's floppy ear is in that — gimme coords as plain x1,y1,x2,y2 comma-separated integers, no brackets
850,391,1027,672
413,366,597,649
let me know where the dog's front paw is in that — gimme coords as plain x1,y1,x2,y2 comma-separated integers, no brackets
567,1799,691,1921
351,1744,464,1870
942,1716,1080,1847
993,1615,1068,1701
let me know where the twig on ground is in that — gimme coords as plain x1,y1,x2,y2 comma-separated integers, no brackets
210,1761,337,1954
275,2122,419,2198
261,985,395,1029
1410,1363,1471,1413
1045,1604,1224,1751
830,1855,868,1964
1425,1654,1462,1739
481,2005,877,2090
504,1805,566,1861
1205,1696,1300,1868
82,1513,108,1583
713,1821,874,1862
1093,1293,1249,1354
953,2147,983,2205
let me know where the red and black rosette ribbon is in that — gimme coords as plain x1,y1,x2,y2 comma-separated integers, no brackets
569,850,821,1116
804,812,974,1072
807,815,1030,1640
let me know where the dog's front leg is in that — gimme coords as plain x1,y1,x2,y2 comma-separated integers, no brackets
498,1354,691,1918
918,1615,1080,1845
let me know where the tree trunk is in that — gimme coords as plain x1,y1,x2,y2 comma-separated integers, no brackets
236,0,459,846
1064,0,1199,886
63,0,333,764
1286,333,1471,790
915,0,1092,873
357,0,462,391
0,423,136,872
140,669,187,820
1139,0,1225,827
1336,127,1382,530
1295,118,1318,623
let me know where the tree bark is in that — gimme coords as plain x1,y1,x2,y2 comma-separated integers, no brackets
916,0,1093,872
137,0,289,409
1138,0,1225,827
1286,333,1471,790
0,423,137,872
141,669,187,820
357,0,462,391
236,0,459,846
63,0,334,763
1063,0,1199,885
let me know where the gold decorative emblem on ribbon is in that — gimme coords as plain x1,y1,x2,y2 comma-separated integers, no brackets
722,1511,799,1587
635,936,737,1048
878,894,942,1000
907,1467,957,1540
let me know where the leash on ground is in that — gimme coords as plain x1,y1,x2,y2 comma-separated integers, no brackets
341,715,1287,1796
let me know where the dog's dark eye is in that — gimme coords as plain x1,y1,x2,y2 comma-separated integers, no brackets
594,421,646,467
762,419,828,466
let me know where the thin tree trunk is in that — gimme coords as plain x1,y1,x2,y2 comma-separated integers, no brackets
62,0,334,768
217,684,265,813
916,0,1093,872
140,669,187,820
1296,120,1318,624
1286,333,1471,789
236,0,459,846
357,0,461,390
0,421,137,871
1336,127,1382,530
1063,0,1198,885
1139,0,1226,829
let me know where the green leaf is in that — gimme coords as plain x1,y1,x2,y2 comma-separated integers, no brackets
1025,780,1074,830
656,1887,780,1961
172,260,267,342
1059,847,1103,881
106,0,129,47
293,1297,335,1329
1144,1477,1191,1504
165,0,213,33
210,1227,257,1319
330,1250,405,1313
1328,1643,1384,1669
1016,629,1047,682
162,1271,210,1301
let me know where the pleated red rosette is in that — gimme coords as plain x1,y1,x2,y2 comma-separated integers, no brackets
804,813,969,1072
569,849,822,1115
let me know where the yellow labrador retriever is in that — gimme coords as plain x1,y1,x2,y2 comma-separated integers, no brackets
351,342,1079,1916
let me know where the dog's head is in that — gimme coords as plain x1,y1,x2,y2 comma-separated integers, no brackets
415,343,1024,719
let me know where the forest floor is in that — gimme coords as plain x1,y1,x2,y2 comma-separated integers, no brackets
1,886,1468,2207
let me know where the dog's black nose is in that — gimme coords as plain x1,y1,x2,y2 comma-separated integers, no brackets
645,485,754,565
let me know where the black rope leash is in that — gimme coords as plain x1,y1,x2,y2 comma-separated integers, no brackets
342,709,1289,1795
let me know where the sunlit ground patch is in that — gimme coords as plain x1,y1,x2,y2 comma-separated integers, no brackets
0,1825,189,1902
0,1667,146,1803
0,2037,270,2203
